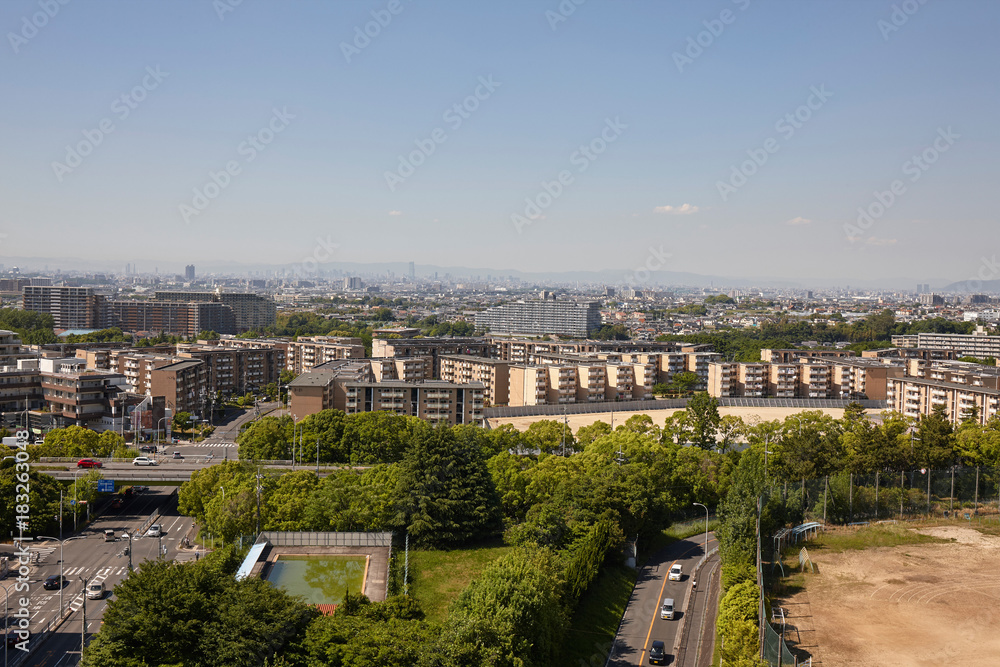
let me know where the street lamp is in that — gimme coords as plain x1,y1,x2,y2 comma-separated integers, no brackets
693,502,709,556
36,535,83,620
121,531,134,572
156,417,167,452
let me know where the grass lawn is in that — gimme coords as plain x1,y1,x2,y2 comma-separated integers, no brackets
809,523,949,553
559,564,636,667
408,540,512,624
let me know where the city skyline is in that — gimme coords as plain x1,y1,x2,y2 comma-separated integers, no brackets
2,1,997,283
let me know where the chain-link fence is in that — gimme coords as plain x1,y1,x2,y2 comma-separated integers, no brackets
763,620,797,667
772,466,1000,525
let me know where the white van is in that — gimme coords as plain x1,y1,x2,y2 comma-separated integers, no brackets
660,598,675,620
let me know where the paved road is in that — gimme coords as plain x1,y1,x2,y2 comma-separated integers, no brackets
609,532,718,667
674,549,721,667
1,486,195,667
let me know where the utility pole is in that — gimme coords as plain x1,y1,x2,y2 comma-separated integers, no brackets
316,436,319,472
404,532,410,596
80,575,88,657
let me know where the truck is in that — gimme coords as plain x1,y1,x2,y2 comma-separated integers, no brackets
2,436,22,448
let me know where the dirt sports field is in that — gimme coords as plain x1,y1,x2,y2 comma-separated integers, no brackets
782,525,1000,666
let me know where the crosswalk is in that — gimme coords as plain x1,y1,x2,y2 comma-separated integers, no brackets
189,442,237,448
58,565,130,578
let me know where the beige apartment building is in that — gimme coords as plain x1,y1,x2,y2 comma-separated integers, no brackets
287,336,366,374
368,357,432,383
371,337,491,377
509,366,548,406
886,365,1000,425
439,355,510,406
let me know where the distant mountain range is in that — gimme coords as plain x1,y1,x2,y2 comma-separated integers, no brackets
0,254,963,292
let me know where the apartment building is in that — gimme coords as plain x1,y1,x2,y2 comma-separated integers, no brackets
768,363,800,398
488,336,679,363
685,351,720,390
544,365,577,405
288,363,483,425
108,300,236,337
760,349,856,364
371,337,490,377
439,355,510,406
886,371,1000,425
38,357,127,429
861,347,957,362
892,329,1000,359
154,290,277,332
343,380,484,425
110,352,175,395
150,359,210,416
22,286,107,329
368,357,432,383
177,344,283,396
216,337,289,372
475,300,601,337
799,362,833,399
708,362,737,397
509,366,548,406
0,359,44,416
287,336,366,374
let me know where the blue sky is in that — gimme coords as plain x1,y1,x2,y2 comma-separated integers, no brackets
1,0,996,283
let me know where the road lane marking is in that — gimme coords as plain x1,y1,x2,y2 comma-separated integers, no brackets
637,537,717,666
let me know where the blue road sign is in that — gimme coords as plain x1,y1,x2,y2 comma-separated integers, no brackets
98,479,115,493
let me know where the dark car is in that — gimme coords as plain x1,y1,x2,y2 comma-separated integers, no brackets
6,630,27,649
139,445,157,453
43,575,68,590
76,458,102,469
110,498,124,510
649,640,667,665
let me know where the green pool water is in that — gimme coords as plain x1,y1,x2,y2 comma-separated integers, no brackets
265,555,368,605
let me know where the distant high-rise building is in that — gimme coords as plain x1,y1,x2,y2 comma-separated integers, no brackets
22,286,107,329
475,300,601,337
408,261,415,279
343,277,364,290
185,265,195,281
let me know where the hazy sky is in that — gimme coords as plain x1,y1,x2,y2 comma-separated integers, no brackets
1,0,997,283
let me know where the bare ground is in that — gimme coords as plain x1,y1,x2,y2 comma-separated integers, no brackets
778,526,1000,666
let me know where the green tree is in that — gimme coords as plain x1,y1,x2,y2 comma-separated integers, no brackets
435,548,568,667
686,392,721,449
669,371,700,395
172,411,192,438
393,423,501,547
576,420,612,446
237,415,294,461
523,419,576,454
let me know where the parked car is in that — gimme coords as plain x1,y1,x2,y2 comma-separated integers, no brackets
648,640,667,665
660,598,675,620
86,581,105,600
146,524,162,537
668,564,682,581
132,456,157,466
43,575,68,590
77,458,102,469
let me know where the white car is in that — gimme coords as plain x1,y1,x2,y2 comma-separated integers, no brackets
668,564,683,581
147,524,162,537
86,582,105,600
132,456,157,466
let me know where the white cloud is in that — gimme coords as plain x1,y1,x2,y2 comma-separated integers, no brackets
654,204,699,215
866,237,898,246
786,216,811,226
388,210,402,216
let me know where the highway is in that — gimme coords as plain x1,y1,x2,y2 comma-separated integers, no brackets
608,532,719,667
2,486,197,667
